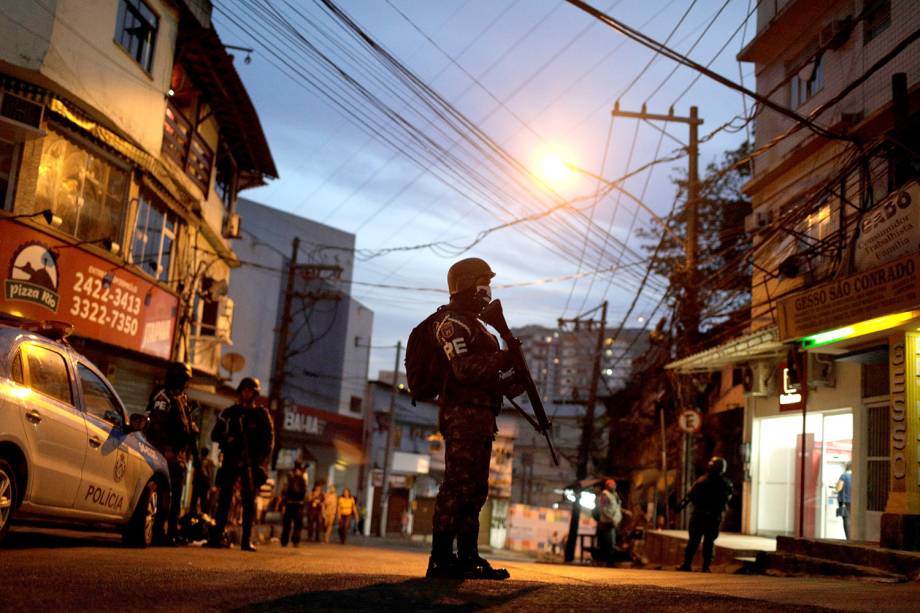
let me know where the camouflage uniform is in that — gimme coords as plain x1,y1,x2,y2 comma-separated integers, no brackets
431,301,507,541
145,385,197,540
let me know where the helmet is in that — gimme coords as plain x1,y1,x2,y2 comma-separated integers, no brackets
447,258,495,295
707,456,727,475
605,479,616,490
237,376,262,394
166,362,192,387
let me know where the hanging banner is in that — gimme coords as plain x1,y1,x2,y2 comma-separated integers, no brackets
0,219,177,358
776,252,920,341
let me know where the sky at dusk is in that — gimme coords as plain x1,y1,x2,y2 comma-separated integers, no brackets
211,0,757,378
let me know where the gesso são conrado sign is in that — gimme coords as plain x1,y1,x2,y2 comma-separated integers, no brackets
777,252,920,342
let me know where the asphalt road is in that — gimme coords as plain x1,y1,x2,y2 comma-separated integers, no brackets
1,526,918,612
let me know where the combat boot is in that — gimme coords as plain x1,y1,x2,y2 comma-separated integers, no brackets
457,532,509,580
426,531,462,579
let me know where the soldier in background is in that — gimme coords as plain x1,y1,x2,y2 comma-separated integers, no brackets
145,361,197,545
207,377,274,551
677,456,734,572
426,258,522,580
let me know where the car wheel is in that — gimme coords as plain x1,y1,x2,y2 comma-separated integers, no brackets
0,459,17,546
123,480,161,548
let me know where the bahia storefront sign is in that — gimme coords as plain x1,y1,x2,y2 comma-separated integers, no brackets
0,220,178,359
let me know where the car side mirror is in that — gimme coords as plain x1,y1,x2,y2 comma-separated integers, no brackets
126,413,149,432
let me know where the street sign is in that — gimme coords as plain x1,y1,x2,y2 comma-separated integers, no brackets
678,409,702,433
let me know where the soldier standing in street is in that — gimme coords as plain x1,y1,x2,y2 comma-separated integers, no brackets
207,377,274,551
280,460,308,547
677,456,734,572
425,257,522,580
145,361,197,545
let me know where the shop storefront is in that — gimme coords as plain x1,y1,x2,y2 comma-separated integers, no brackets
275,400,364,493
775,230,920,549
0,217,178,413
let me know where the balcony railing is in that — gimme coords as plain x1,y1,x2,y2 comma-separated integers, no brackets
162,101,213,195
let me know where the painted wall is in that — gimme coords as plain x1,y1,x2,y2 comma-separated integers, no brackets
0,0,56,70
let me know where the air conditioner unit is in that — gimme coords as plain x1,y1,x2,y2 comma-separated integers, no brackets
744,209,774,233
216,296,234,343
222,212,241,239
742,361,774,397
807,353,836,388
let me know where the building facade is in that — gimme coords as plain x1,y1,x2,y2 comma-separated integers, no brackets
0,1,274,418
228,197,373,492
668,0,920,549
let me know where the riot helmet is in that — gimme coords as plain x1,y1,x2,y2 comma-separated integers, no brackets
447,258,495,295
166,362,192,389
707,456,727,475
237,376,262,394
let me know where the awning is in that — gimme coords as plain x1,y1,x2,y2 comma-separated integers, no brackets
665,326,786,373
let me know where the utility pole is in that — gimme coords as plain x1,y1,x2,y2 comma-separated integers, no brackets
269,237,299,469
611,103,702,354
613,104,702,529
378,340,402,537
561,301,607,562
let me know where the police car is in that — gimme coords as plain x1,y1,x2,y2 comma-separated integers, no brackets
0,323,170,547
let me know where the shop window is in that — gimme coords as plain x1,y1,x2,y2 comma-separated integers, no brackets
78,363,124,426
115,0,159,72
863,0,890,44
25,344,72,405
131,191,175,281
0,139,21,210
35,129,128,246
789,53,824,108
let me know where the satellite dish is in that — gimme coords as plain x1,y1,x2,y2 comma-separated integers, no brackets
220,352,246,374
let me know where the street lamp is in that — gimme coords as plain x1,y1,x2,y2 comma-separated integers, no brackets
4,208,63,228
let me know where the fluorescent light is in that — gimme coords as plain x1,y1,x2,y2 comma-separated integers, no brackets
802,310,920,348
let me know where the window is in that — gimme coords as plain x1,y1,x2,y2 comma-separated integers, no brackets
10,349,23,384
35,129,128,246
349,395,362,414
789,54,824,108
0,139,20,210
863,0,890,44
215,163,237,210
78,363,124,426
25,345,72,405
115,0,158,72
131,191,175,281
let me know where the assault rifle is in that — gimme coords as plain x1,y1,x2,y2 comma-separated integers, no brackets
481,299,559,466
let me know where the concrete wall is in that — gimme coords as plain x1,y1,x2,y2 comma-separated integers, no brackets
228,198,370,415
40,0,178,154
0,0,56,70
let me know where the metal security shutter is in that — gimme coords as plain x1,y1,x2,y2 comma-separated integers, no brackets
866,403,890,512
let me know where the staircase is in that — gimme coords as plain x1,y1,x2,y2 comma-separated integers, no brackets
761,536,920,582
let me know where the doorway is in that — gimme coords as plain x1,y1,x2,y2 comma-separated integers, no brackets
755,410,853,538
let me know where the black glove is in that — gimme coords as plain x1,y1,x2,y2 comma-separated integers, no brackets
498,368,526,398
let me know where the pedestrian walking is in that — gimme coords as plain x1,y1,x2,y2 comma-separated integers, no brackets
207,377,274,552
677,456,734,572
836,462,852,539
419,258,522,579
337,488,357,544
280,460,308,547
306,483,324,541
322,484,338,544
145,361,197,545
